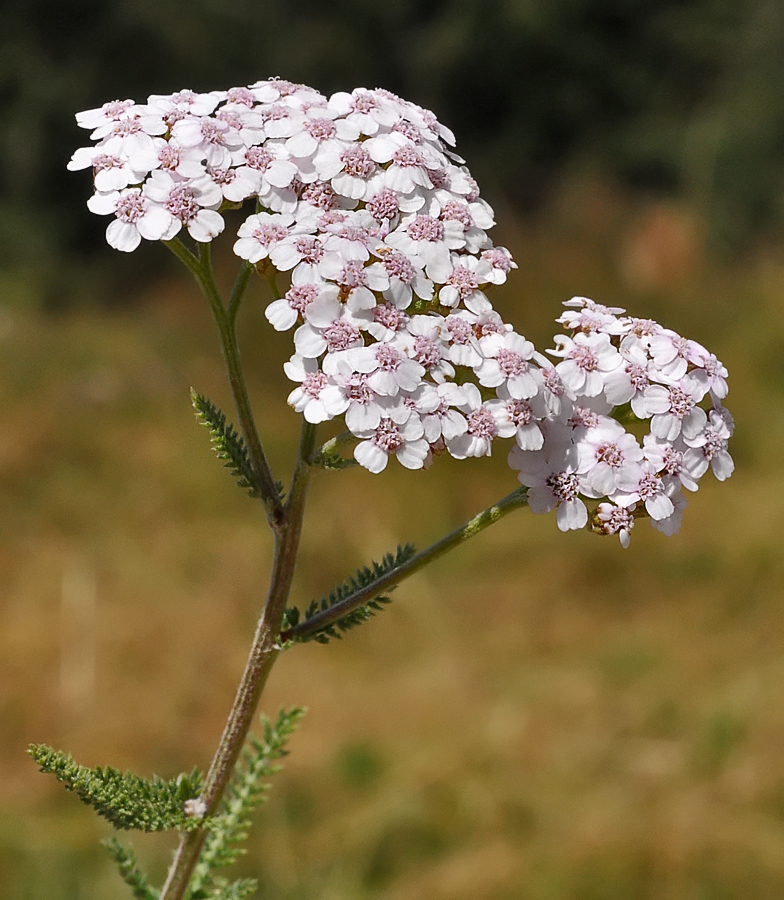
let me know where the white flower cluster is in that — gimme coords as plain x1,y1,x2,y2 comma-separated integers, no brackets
71,79,733,545
511,297,733,546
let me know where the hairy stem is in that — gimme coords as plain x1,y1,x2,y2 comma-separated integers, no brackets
281,486,529,643
166,240,285,530
159,426,316,900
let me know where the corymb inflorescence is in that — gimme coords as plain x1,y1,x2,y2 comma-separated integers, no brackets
71,78,733,544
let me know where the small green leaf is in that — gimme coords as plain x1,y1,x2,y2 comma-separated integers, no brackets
103,837,159,899
191,390,261,499
186,708,304,899
29,744,202,832
285,544,416,644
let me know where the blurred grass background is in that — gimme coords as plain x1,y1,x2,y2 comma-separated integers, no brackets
3,1,784,898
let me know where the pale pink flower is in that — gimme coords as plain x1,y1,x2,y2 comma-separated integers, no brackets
550,332,622,397
86,187,174,252
641,375,708,441
595,503,636,548
353,414,430,472
142,170,224,242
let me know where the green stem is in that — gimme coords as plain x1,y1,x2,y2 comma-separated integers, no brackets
166,240,285,530
280,486,529,643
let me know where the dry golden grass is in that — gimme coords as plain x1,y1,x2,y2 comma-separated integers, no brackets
2,197,784,899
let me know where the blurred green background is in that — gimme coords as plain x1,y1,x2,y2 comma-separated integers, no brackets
2,1,784,898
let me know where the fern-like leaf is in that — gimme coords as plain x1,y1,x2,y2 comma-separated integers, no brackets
29,744,202,832
103,837,159,900
310,449,357,470
211,878,259,900
187,708,304,899
191,390,260,499
286,543,416,644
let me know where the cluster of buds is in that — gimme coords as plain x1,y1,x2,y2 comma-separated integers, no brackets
71,78,733,545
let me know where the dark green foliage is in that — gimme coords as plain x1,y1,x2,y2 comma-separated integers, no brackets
285,544,416,644
310,449,357,470
103,838,159,900
28,744,203,832
187,708,305,900
191,390,260,499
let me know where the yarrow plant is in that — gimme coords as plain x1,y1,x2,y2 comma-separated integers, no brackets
35,77,733,899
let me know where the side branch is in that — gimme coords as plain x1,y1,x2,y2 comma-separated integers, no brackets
280,486,529,643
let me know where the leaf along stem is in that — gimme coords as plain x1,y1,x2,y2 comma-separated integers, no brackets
280,486,529,643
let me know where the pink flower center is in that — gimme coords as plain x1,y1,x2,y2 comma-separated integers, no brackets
294,237,324,264
447,266,479,297
466,406,496,439
700,428,725,460
481,248,514,272
346,374,373,404
286,284,320,313
661,446,683,475
637,472,663,500
440,201,472,228
227,87,255,106
253,223,288,246
373,419,404,453
302,181,336,209
392,146,423,169
392,121,421,142
373,305,408,332
447,317,473,344
244,147,273,170
302,372,328,398
115,191,147,223
543,368,565,397
93,154,123,172
627,318,658,337
340,145,375,178
166,184,200,222
200,120,228,145
324,321,360,352
112,119,143,138
497,348,528,377
366,189,400,221
569,407,600,430
626,363,649,392
407,215,443,242
159,145,182,170
352,94,378,114
570,344,599,372
382,251,415,283
340,261,367,288
667,386,694,418
374,344,402,371
506,400,534,426
306,118,337,141
209,167,236,186
104,100,135,119
595,442,623,468
598,506,634,536
413,336,441,369
546,472,580,502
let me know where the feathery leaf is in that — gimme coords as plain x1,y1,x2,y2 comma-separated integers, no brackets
29,744,203,832
103,837,159,900
186,708,304,899
191,390,261,499
286,544,416,644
